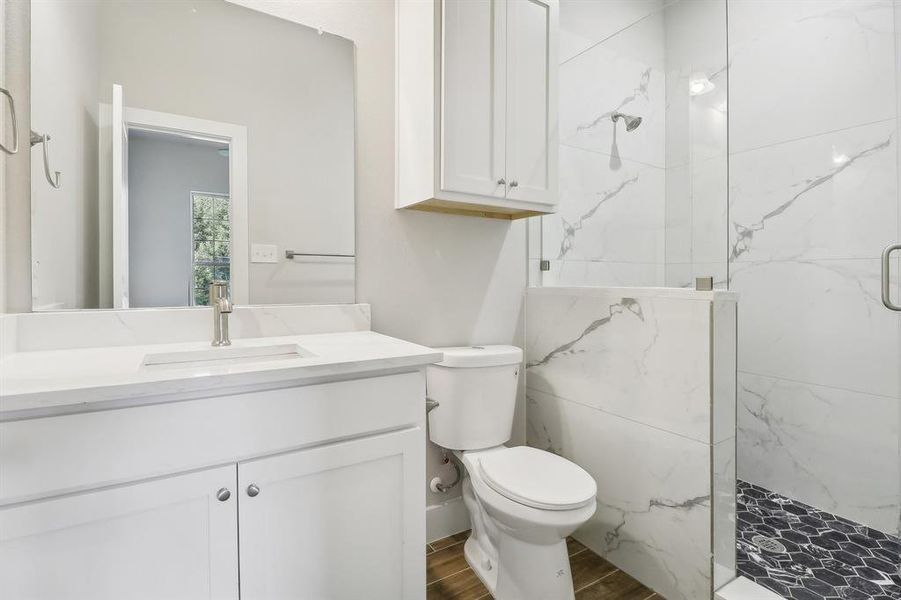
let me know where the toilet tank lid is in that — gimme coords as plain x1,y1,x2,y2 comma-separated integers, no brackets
434,345,523,368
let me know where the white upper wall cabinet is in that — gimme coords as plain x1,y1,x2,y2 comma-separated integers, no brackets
396,0,559,220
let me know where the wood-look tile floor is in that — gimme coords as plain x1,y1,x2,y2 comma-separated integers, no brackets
426,531,663,600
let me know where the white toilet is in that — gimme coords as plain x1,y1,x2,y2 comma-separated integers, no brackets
427,345,598,600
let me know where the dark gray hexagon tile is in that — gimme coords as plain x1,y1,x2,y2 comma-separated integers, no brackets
737,481,901,600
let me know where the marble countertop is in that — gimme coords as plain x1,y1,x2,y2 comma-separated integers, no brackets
0,331,442,420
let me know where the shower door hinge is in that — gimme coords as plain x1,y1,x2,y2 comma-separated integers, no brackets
539,260,550,272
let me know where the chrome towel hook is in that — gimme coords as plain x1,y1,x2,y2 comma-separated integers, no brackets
31,130,61,189
0,87,18,155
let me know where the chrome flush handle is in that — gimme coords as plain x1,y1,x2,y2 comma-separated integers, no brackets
882,244,901,311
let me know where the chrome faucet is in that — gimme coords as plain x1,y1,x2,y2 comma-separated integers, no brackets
210,281,233,346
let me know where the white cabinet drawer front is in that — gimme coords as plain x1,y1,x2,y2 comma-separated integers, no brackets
238,428,425,600
0,372,425,504
0,465,239,600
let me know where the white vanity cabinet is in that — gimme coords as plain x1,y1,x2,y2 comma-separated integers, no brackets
0,373,428,600
396,0,559,220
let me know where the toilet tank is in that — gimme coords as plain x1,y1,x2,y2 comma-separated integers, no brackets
427,345,523,450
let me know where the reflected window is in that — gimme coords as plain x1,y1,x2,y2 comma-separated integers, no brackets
191,192,230,306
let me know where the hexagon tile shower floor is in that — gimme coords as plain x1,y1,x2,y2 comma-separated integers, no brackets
736,481,901,600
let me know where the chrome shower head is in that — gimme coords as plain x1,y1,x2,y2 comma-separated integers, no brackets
611,112,642,132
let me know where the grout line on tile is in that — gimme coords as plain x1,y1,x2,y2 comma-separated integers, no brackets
572,568,620,594
431,539,466,553
569,547,589,558
427,566,474,587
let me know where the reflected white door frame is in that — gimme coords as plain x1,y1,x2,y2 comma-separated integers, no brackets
118,105,249,305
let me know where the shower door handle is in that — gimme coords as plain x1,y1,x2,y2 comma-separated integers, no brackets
882,243,901,311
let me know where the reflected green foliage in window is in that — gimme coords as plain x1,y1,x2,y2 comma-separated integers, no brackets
191,192,230,306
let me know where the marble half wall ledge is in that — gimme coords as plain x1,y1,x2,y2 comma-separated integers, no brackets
4,304,372,353
527,285,738,302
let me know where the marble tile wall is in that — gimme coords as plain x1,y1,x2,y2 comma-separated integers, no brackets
728,0,901,538
534,1,728,289
525,287,737,599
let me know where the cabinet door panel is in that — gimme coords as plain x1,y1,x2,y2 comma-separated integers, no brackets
239,428,425,600
506,0,558,205
0,466,238,600
441,0,506,198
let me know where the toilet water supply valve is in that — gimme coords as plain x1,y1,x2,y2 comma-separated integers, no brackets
430,451,462,493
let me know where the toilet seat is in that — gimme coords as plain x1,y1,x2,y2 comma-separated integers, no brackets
477,446,596,511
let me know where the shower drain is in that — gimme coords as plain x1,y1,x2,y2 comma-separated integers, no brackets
752,535,787,554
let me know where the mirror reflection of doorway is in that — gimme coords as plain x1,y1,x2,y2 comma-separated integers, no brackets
127,129,229,308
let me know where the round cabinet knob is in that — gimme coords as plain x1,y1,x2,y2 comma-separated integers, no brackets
497,178,506,185
216,488,231,502
247,484,260,497
509,180,519,188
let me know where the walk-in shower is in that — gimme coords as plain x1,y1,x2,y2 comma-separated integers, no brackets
528,1,901,599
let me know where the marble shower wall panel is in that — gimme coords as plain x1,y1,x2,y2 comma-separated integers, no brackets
558,0,667,63
738,372,901,536
728,0,897,155
526,388,712,600
729,0,901,537
662,0,728,286
547,4,668,288
546,145,665,266
729,120,898,264
559,12,666,169
732,259,899,400
526,288,712,442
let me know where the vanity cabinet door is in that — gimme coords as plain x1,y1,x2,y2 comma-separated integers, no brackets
238,427,425,600
440,0,507,199
0,465,239,600
505,0,558,206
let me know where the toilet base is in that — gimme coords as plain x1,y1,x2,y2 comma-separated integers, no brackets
465,534,575,600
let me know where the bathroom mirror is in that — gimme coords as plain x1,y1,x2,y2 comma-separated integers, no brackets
29,0,355,310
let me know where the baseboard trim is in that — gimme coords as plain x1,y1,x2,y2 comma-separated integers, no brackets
426,496,470,543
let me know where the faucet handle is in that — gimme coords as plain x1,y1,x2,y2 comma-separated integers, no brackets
209,280,229,299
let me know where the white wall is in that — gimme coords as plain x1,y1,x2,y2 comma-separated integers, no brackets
127,132,229,308
1,0,30,314
29,0,100,310
228,0,528,527
729,0,901,537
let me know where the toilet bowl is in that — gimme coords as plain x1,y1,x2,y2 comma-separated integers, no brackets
427,346,598,600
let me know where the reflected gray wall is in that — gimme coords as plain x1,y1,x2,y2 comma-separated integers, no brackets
127,132,228,308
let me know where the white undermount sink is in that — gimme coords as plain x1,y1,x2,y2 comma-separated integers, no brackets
142,343,313,368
